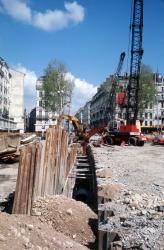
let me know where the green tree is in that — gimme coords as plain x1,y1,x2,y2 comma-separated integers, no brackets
138,64,157,116
42,60,74,115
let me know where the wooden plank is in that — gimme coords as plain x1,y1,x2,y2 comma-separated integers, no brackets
33,142,43,198
12,146,26,213
27,143,37,215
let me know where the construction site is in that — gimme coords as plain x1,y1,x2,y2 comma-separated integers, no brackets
0,0,164,249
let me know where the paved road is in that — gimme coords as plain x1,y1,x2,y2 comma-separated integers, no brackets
93,143,164,194
0,162,18,201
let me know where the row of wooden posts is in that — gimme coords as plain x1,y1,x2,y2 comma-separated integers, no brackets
12,125,78,215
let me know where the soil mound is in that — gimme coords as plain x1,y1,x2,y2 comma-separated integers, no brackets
32,195,97,247
0,212,88,250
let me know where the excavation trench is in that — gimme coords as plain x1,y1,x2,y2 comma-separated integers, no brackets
72,146,98,211
71,145,98,249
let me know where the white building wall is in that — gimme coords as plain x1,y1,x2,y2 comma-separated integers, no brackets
142,75,164,128
35,78,57,133
0,57,11,115
9,69,25,133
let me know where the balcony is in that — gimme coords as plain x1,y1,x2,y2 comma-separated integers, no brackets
0,68,4,77
36,115,49,121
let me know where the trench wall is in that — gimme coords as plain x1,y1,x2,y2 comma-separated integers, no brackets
12,125,78,215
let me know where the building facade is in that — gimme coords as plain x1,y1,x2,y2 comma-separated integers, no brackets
90,75,128,128
9,68,25,133
35,77,57,133
81,101,91,126
77,72,164,131
0,57,17,131
28,108,36,132
142,73,164,128
75,107,84,124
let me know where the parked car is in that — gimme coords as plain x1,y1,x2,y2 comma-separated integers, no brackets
152,134,164,145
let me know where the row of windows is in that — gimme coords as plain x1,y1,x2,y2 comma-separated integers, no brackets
0,96,8,103
145,101,164,109
145,113,153,119
145,120,164,126
145,121,153,126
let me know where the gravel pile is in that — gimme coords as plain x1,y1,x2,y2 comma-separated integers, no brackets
0,212,88,250
92,144,164,249
99,191,164,249
32,195,97,247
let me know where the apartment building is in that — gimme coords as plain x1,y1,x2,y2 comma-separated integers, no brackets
26,107,36,132
90,86,106,127
90,75,128,127
77,72,164,131
0,57,16,131
0,57,25,132
81,101,91,126
9,68,25,133
75,107,84,124
142,73,164,128
35,77,58,133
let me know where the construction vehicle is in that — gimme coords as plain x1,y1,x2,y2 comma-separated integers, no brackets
60,115,80,130
103,0,146,146
103,52,126,126
59,115,84,133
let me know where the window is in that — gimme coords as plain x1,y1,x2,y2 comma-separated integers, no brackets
39,101,42,107
145,113,148,119
150,103,152,109
150,113,152,119
150,121,152,126
145,121,147,126
39,91,42,98
45,111,48,118
39,111,42,118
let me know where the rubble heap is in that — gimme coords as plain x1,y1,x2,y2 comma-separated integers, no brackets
32,195,97,247
92,144,164,249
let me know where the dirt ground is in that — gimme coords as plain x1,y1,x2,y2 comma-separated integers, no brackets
32,195,97,249
93,143,164,195
0,212,89,250
92,143,164,249
0,162,97,249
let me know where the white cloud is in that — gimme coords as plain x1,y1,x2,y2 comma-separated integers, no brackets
1,0,32,22
65,72,97,114
0,0,85,31
13,65,97,114
15,64,37,112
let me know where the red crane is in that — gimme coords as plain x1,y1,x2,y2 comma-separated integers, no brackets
104,0,146,146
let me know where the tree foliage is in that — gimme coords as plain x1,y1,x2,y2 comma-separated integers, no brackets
138,64,157,115
42,60,74,114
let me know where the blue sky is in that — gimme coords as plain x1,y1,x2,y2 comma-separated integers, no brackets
0,0,164,113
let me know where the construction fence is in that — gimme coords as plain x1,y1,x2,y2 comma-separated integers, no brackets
12,125,78,215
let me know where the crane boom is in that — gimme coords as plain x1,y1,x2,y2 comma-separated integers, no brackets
126,0,143,124
115,52,126,77
107,52,126,122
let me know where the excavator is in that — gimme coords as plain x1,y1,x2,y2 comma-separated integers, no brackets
58,115,86,138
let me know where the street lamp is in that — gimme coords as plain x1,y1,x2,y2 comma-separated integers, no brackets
57,89,64,116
